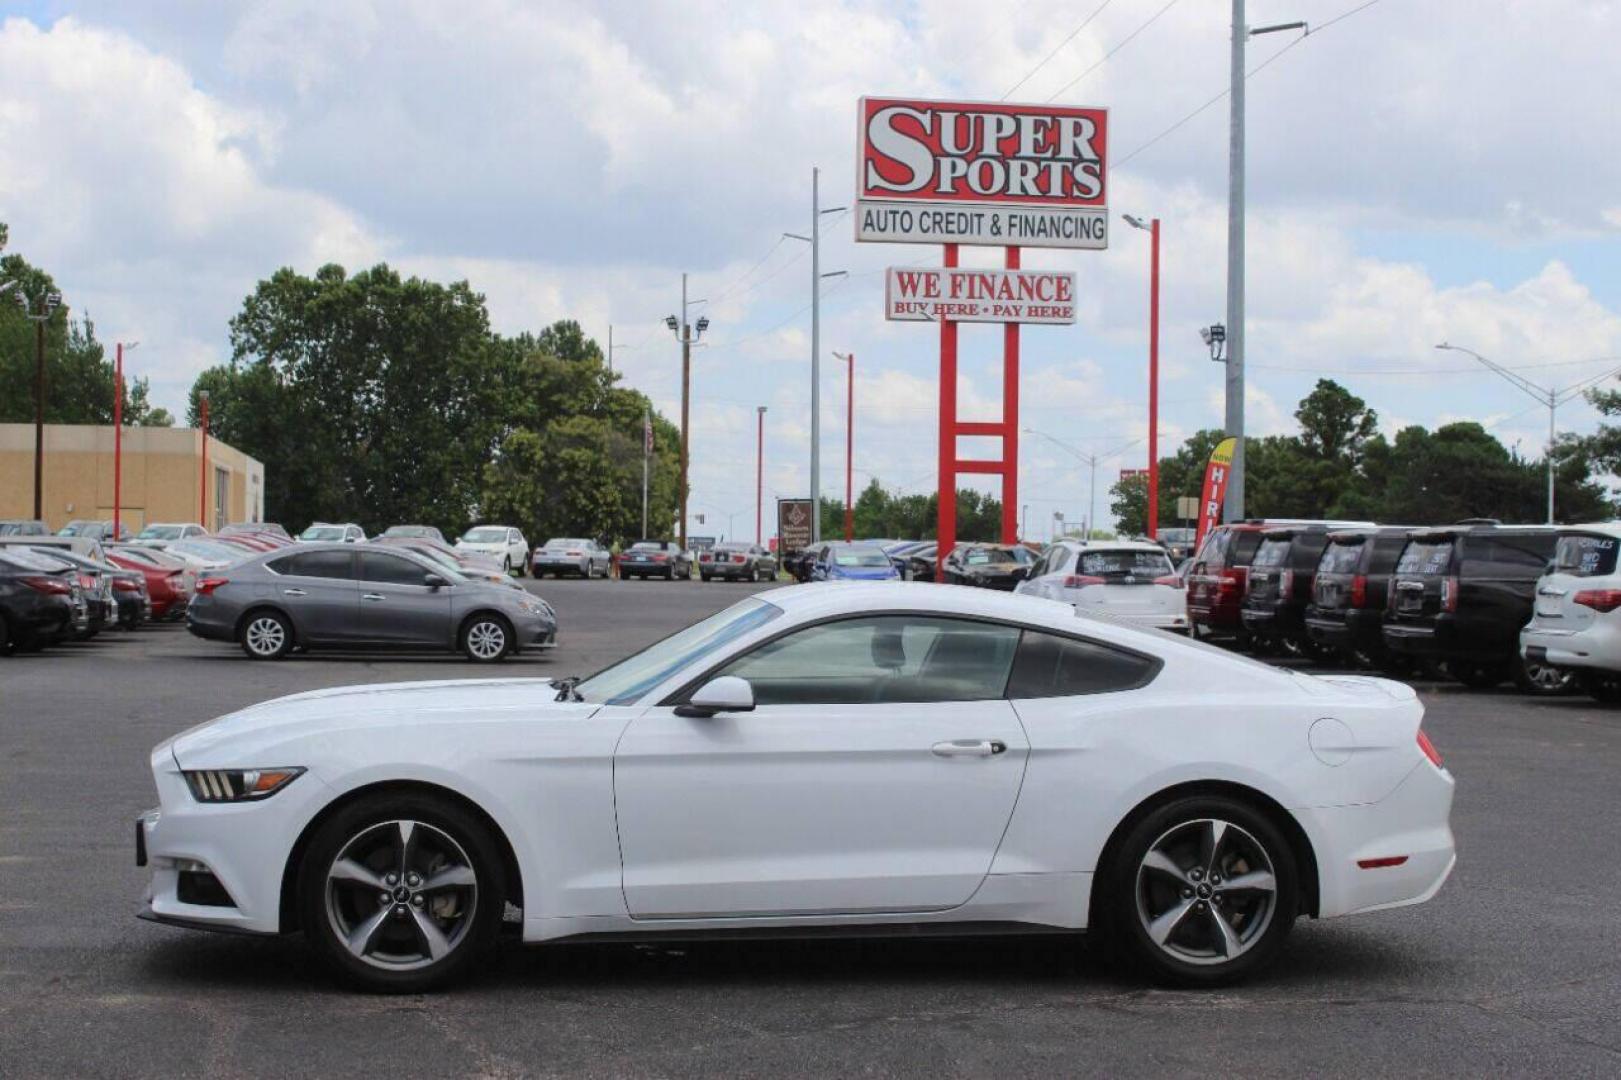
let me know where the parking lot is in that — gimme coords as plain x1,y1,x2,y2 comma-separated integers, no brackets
4,577,1620,1077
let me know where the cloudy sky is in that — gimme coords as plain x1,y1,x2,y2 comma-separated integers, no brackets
4,0,1620,538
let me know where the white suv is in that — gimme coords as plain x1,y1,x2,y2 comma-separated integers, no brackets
1521,523,1621,704
1015,539,1188,631
456,525,530,576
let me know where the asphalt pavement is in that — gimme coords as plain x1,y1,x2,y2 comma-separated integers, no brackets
2,576,1619,1077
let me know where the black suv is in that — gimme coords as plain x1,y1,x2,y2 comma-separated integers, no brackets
1381,522,1570,692
1239,526,1336,655
1304,527,1415,670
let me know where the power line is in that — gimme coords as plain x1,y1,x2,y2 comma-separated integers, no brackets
707,236,788,304
1115,0,1382,167
1047,0,1181,102
1001,0,1113,100
1250,355,1621,377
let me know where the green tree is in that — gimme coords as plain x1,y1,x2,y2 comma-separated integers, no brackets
1110,472,1149,535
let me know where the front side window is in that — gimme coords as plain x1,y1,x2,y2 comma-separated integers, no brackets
715,615,1021,706
359,552,433,585
1555,534,1620,578
579,599,784,706
1005,631,1158,698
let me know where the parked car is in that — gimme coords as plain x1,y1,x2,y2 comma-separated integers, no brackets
619,540,690,580
106,549,191,620
784,546,820,583
137,581,1455,992
698,541,777,582
1016,539,1187,631
17,546,111,638
1304,527,1416,670
532,538,611,579
56,519,133,541
41,548,149,630
299,522,367,544
1382,522,1571,693
218,522,292,542
0,550,79,653
882,540,931,575
132,522,208,548
167,539,253,570
380,525,447,544
900,542,953,581
1188,520,1374,644
455,525,528,575
942,544,1027,590
0,519,49,537
1239,527,1341,656
185,543,557,662
812,543,901,582
1158,526,1197,564
1520,523,1621,704
378,538,523,591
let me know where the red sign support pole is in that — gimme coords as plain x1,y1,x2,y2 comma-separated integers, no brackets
113,342,124,540
1002,246,1020,545
1147,218,1161,540
936,244,959,581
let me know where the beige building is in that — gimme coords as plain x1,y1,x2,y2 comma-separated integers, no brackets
0,423,264,532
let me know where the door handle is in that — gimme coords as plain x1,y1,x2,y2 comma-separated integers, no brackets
362,593,385,602
932,739,1006,758
281,588,306,596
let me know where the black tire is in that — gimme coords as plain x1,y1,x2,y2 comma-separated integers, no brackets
501,556,513,577
297,791,508,993
1579,670,1621,705
700,573,711,582
1096,794,1300,988
459,613,512,662
1512,656,1577,696
239,609,294,660
0,614,14,657
1447,658,1508,689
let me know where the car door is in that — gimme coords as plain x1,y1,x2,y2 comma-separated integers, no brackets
613,614,1030,919
273,549,360,643
354,550,452,644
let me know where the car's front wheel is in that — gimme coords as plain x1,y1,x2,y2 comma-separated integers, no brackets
298,792,507,992
1512,656,1577,696
239,610,293,660
460,614,511,662
1447,658,1507,689
1098,795,1298,987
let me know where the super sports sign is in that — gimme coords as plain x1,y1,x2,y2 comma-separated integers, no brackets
855,97,1108,249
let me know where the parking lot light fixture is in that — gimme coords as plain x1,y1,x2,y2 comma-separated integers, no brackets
756,406,767,546
20,288,66,520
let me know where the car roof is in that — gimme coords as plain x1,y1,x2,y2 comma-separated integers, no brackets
1054,539,1167,553
758,580,1074,622
1561,522,1621,539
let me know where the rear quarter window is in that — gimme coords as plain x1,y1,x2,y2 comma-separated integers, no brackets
1319,541,1365,574
1005,631,1159,698
1251,539,1291,568
1554,535,1619,578
1396,540,1455,575
1460,535,1554,578
1230,530,1264,565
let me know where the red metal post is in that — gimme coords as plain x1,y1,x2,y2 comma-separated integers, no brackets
1002,247,1020,545
199,394,210,528
936,245,959,581
755,407,765,545
113,342,124,540
1147,218,1161,540
844,352,855,542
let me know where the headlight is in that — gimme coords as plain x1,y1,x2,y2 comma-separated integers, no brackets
183,767,304,803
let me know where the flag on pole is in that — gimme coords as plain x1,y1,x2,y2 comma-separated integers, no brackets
1194,437,1237,553
643,412,654,455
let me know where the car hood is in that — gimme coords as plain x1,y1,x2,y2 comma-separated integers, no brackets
829,566,897,579
165,677,594,768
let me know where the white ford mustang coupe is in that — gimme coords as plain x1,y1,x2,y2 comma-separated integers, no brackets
136,582,1455,991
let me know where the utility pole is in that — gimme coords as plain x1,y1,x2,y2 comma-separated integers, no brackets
642,407,652,540
1225,3,1307,522
785,167,846,546
756,406,767,545
18,289,62,521
198,390,211,528
113,341,139,540
666,279,709,549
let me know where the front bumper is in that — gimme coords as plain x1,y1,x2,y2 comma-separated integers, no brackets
533,557,588,575
1520,620,1621,671
1300,758,1456,919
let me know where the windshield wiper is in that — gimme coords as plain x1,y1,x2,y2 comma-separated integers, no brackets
553,676,584,702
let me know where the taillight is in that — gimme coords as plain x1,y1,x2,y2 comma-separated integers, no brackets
733,555,746,564
699,553,711,562
195,577,229,596
20,575,71,595
1217,568,1243,596
1573,589,1621,613
1441,575,1459,614
1153,574,1184,589
1062,574,1106,588
1417,729,1444,769
1349,574,1368,608
78,573,95,591
1278,570,1294,601
113,578,140,592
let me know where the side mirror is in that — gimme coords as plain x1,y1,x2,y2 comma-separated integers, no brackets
675,675,755,718
1011,566,1030,581
423,572,447,589
1545,561,1557,575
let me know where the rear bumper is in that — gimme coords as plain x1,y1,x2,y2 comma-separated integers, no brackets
1382,618,1454,657
1520,620,1621,671
1300,759,1456,919
1241,605,1306,638
1305,607,1384,652
185,597,236,642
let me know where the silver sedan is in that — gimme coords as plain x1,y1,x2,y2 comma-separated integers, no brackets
185,543,557,662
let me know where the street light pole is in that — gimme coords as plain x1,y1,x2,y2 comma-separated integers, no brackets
1024,428,1143,540
198,390,211,528
785,168,846,546
17,289,63,521
833,351,855,541
666,279,710,549
1435,343,1621,524
1124,215,1162,539
756,406,767,545
113,341,139,540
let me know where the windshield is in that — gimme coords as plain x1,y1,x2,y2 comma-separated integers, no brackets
1396,539,1455,575
576,599,784,706
172,540,244,561
462,528,508,542
631,542,663,551
546,538,590,548
137,525,185,540
834,550,890,567
383,526,432,538
1079,550,1174,578
301,526,345,540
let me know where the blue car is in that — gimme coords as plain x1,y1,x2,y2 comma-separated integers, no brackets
812,543,901,582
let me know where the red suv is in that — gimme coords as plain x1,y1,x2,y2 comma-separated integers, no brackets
1187,523,1271,641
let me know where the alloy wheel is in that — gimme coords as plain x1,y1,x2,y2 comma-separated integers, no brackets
465,620,506,660
1135,818,1278,966
324,819,478,972
244,615,287,657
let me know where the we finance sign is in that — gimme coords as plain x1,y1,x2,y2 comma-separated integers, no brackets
885,267,1077,325
856,97,1108,249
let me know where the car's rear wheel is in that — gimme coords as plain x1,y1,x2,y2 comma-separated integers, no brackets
1447,658,1507,689
0,613,14,657
1513,656,1577,696
1579,670,1621,704
298,793,506,993
1099,795,1298,987
460,614,511,662
239,610,293,660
